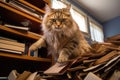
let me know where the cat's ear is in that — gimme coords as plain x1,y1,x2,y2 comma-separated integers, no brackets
66,4,71,10
45,4,52,12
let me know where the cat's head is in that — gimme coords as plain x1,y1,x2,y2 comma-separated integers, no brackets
42,5,77,33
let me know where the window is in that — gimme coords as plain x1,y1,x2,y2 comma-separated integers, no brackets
51,0,88,32
90,22,104,42
71,10,88,32
52,0,66,9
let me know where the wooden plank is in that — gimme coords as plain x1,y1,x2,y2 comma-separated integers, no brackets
0,52,51,62
94,51,119,65
106,34,120,42
0,25,41,40
18,0,45,14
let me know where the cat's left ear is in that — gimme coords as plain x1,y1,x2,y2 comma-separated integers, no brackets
45,4,52,12
66,4,71,10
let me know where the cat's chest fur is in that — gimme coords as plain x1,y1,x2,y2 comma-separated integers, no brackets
45,32,70,51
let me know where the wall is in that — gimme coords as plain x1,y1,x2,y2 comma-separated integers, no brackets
103,16,120,39
67,0,101,23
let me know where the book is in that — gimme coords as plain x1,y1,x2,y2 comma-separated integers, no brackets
0,39,25,47
83,63,105,72
0,36,17,42
93,55,120,73
84,72,102,80
29,49,38,57
44,57,82,75
8,70,18,80
0,43,25,52
44,62,71,75
4,24,29,32
94,51,119,65
0,48,22,54
9,1,40,18
0,77,8,80
16,71,31,80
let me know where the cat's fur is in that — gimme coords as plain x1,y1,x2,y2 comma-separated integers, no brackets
29,5,91,62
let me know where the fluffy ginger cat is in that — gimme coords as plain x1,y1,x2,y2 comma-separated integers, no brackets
29,5,91,63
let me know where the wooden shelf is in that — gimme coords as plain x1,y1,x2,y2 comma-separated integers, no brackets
0,52,51,62
0,25,41,40
0,0,41,23
18,0,45,14
0,0,51,76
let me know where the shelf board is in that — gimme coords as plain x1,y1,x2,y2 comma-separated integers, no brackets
0,25,41,40
0,52,51,62
18,0,45,14
0,0,41,23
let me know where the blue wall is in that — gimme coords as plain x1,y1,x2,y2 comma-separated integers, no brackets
103,16,120,39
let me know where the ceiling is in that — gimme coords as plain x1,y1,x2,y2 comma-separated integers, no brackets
74,0,120,23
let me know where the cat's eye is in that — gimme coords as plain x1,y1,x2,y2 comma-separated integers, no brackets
51,19,56,22
63,18,68,21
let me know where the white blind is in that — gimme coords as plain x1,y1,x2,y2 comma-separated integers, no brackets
90,22,104,42
70,10,87,32
52,0,66,9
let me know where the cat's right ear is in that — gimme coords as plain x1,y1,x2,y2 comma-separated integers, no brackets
45,4,52,12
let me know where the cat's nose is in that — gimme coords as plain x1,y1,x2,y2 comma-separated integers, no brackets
56,21,61,26
55,26,61,29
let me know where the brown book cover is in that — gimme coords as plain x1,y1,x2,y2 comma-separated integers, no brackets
44,57,82,75
94,51,119,65
44,62,71,75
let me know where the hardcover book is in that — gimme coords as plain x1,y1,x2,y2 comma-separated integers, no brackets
44,57,82,75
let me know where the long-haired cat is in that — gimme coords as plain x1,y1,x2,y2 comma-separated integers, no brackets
29,5,91,63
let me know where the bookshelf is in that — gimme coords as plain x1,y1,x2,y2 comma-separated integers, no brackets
0,0,52,77
0,1,41,23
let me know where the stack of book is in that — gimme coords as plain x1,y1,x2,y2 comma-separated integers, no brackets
3,0,42,18
43,34,120,80
0,37,25,54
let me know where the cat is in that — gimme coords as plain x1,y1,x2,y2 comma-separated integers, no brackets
29,5,91,63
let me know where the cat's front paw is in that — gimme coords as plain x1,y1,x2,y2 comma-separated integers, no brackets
57,53,69,63
29,44,38,51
